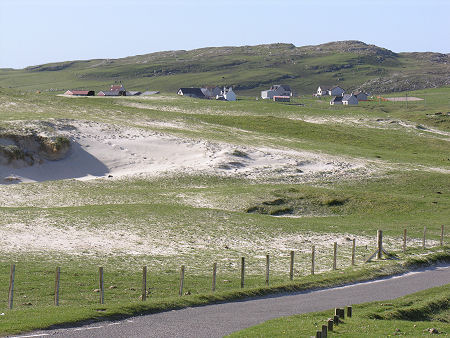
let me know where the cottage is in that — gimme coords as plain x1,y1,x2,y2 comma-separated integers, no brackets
216,87,236,101
316,85,331,96
110,84,126,94
261,84,292,99
329,86,345,96
342,94,358,105
201,86,222,98
64,90,95,96
177,88,206,99
352,91,368,101
330,96,343,105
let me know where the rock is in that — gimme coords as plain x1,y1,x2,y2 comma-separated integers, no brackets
109,285,117,289
428,328,439,334
93,289,100,293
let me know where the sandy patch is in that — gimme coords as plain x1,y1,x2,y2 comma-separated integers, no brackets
0,120,370,184
385,97,424,101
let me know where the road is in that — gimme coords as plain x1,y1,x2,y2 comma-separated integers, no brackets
12,264,450,338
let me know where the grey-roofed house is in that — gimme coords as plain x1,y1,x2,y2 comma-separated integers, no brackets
177,88,207,99
329,86,345,96
126,91,142,96
97,90,122,96
201,86,222,98
261,84,292,99
330,96,343,105
352,91,368,101
342,94,358,105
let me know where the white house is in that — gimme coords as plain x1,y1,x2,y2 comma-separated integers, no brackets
216,87,236,101
329,86,345,96
316,85,330,96
261,84,292,99
342,94,358,105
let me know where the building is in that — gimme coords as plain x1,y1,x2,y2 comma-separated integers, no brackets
330,96,343,105
216,87,236,101
261,84,292,99
97,90,123,96
329,86,345,96
177,88,207,99
201,86,222,98
126,91,142,96
353,91,369,101
316,85,331,96
64,90,94,96
342,94,358,105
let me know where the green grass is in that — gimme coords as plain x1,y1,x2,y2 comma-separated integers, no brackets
0,249,448,336
0,84,448,335
229,282,450,337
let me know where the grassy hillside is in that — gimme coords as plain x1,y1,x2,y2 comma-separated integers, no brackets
0,41,449,94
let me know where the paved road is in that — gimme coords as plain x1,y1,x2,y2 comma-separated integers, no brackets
13,264,450,338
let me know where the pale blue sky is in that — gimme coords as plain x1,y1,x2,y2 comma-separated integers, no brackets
1,0,449,69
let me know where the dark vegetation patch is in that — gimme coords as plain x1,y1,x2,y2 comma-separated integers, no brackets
245,188,349,216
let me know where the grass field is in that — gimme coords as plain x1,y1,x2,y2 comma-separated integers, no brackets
0,85,448,335
229,283,450,337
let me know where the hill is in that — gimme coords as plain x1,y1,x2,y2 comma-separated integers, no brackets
0,40,449,94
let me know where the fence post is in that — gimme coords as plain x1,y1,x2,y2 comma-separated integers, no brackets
265,254,270,286
240,257,245,288
377,230,383,259
289,250,294,281
327,318,333,331
347,305,352,318
8,264,15,310
212,263,217,292
311,246,315,275
142,266,147,301
351,239,356,266
179,265,185,296
423,226,426,249
333,242,337,270
403,229,407,253
54,266,60,306
441,225,444,247
322,325,328,338
99,267,104,304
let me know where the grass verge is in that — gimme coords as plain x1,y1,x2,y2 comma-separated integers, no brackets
0,249,448,336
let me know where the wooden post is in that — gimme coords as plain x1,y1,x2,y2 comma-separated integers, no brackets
240,257,245,288
403,229,407,253
54,267,60,306
333,242,337,270
347,306,352,318
441,225,445,247
8,264,15,310
311,246,315,275
339,308,345,319
321,324,328,338
377,230,382,259
316,331,322,338
99,267,104,304
289,250,294,281
265,254,270,286
212,263,217,292
327,318,333,331
179,265,185,296
333,315,339,325
351,239,356,266
142,266,147,301
423,226,426,249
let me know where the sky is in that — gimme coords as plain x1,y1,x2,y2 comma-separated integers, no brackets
1,0,449,69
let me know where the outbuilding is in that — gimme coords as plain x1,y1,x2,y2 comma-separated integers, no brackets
177,88,207,99
342,94,358,105
330,96,343,105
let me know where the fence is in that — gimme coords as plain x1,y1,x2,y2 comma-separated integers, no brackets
4,227,446,309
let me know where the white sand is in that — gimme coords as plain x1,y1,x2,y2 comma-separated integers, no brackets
0,120,369,184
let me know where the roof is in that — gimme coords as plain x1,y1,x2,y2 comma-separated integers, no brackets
271,84,291,92
67,90,91,95
343,94,352,100
318,85,331,90
141,91,159,96
331,86,344,90
178,88,206,98
331,96,343,102
126,91,141,96
111,85,125,91
99,90,121,96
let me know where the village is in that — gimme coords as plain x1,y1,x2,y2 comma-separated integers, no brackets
64,83,370,105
